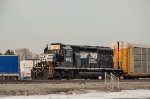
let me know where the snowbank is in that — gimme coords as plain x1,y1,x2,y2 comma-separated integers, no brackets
1,89,150,99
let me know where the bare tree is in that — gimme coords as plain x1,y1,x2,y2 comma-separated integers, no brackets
0,52,2,55
32,54,40,59
15,48,33,60
15,48,39,60
4,49,15,55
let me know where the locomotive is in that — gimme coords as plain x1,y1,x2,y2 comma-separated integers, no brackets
31,43,121,80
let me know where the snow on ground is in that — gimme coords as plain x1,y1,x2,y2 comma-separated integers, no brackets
1,90,150,99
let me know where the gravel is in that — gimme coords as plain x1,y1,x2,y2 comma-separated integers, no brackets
0,81,150,96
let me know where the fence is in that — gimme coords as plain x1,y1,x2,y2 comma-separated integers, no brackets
104,72,120,91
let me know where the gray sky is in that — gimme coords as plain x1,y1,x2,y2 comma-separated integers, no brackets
0,0,150,54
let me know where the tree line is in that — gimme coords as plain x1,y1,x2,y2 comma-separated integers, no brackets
0,49,14,55
0,48,39,60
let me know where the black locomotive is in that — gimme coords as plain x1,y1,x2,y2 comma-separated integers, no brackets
31,43,120,80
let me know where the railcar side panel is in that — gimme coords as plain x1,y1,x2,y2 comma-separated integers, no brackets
0,55,20,80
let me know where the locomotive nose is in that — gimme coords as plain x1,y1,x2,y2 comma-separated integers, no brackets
40,54,56,62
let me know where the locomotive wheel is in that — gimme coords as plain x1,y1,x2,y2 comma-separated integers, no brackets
98,76,103,80
31,69,40,80
119,76,124,80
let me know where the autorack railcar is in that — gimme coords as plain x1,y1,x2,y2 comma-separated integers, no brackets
112,41,150,79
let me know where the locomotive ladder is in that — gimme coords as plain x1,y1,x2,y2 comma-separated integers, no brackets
48,62,54,77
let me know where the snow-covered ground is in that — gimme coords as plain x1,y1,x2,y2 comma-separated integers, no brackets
1,90,150,99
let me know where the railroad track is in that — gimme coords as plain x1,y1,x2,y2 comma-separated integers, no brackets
0,79,150,84
0,80,103,84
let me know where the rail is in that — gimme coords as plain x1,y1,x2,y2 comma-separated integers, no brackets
0,79,149,84
0,79,104,84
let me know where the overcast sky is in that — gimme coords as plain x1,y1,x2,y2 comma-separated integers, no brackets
0,0,150,54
